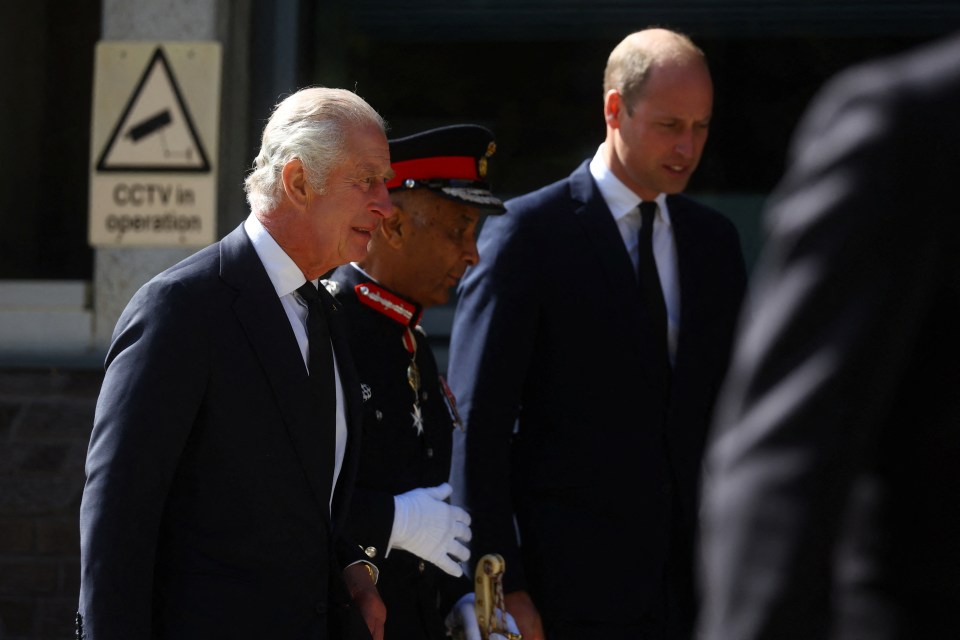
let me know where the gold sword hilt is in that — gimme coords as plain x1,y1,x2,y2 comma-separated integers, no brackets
475,554,522,640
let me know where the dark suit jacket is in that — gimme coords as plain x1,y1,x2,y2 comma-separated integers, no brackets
326,264,470,640
447,161,746,633
78,224,367,640
698,32,960,640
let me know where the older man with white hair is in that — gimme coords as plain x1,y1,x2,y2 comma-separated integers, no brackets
79,87,394,640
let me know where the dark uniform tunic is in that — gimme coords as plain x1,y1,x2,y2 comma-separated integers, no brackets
325,263,468,640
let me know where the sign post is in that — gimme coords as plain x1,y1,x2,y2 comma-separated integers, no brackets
89,42,222,247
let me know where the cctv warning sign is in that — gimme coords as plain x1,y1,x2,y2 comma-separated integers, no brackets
89,42,222,247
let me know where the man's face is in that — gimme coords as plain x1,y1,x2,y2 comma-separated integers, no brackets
607,59,713,201
398,195,481,308
304,123,394,270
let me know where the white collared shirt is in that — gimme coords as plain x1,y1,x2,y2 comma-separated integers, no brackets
243,213,347,510
589,145,681,364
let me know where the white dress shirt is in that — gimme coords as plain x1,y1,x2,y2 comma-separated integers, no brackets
243,213,347,509
589,146,681,364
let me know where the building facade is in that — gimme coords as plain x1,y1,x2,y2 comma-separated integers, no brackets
0,1,957,637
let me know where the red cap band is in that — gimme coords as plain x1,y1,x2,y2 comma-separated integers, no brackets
387,156,478,189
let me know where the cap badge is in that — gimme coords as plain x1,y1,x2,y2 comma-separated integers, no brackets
479,141,497,178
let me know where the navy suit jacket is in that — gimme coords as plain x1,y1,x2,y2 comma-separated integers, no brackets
699,32,960,640
79,224,366,640
447,161,746,629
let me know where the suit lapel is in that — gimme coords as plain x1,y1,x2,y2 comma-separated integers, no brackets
219,225,334,521
569,162,639,301
668,195,708,381
569,163,666,389
318,284,364,532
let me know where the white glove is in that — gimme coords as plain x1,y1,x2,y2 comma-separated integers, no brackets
445,592,521,640
390,483,472,577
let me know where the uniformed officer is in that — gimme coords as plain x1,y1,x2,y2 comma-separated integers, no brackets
324,124,516,640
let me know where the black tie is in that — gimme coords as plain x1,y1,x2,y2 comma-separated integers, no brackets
637,201,670,374
296,281,337,512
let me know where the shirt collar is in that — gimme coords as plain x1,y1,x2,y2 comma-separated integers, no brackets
589,144,672,225
243,213,310,297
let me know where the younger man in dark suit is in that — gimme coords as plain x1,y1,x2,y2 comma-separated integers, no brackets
79,87,393,640
448,27,746,640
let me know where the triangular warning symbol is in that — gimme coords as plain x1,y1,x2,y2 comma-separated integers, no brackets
96,47,211,173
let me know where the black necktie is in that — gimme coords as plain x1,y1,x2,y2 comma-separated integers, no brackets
296,281,337,512
637,201,670,374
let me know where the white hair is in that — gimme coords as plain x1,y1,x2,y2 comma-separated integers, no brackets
244,87,387,215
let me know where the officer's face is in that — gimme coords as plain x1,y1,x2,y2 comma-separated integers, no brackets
398,196,481,308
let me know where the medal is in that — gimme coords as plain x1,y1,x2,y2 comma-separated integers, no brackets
407,360,421,396
439,375,464,432
410,403,424,436
406,333,424,434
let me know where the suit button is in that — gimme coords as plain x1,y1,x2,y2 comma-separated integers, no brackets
315,602,327,615
364,546,377,558
421,390,428,400
375,410,383,421
418,560,426,573
425,447,434,458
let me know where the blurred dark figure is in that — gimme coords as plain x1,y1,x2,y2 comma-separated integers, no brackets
698,32,960,640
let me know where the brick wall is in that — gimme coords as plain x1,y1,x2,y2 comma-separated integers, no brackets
0,368,102,640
